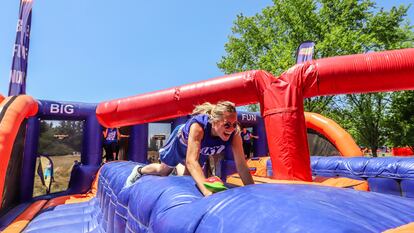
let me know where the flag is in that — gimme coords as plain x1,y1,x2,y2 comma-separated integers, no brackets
295,41,315,64
8,0,34,96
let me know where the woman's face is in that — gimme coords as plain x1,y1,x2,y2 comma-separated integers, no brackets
212,112,238,141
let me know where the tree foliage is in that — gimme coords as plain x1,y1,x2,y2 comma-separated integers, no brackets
332,93,391,157
386,91,414,152
219,0,413,75
218,0,413,154
39,120,83,156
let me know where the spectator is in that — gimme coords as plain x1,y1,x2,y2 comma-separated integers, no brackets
103,128,128,162
240,127,259,159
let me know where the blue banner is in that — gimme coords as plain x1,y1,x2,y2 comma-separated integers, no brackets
8,0,34,96
296,41,315,64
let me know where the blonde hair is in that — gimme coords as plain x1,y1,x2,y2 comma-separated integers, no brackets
192,101,237,123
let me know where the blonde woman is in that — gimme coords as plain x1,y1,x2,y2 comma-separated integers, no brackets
126,101,254,196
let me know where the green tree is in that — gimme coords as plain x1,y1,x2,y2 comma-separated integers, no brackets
38,121,57,155
56,121,83,154
38,120,84,156
386,91,414,152
332,93,391,157
218,0,413,155
220,0,413,71
218,0,413,113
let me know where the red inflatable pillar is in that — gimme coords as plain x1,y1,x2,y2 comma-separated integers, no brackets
255,66,316,181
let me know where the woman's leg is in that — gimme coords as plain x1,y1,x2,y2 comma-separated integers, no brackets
125,163,174,187
242,143,249,158
245,143,251,159
140,163,174,176
112,142,119,160
110,142,117,161
104,144,113,162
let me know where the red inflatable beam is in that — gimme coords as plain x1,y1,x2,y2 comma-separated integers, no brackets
305,48,414,97
96,71,275,126
97,48,414,181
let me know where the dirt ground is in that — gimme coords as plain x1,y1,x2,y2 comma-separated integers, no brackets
147,150,160,163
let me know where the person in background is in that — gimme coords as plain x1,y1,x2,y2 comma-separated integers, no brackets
44,161,52,180
103,128,128,162
240,127,259,159
125,101,254,196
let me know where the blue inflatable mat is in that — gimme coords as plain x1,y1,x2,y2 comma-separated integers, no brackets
23,161,414,233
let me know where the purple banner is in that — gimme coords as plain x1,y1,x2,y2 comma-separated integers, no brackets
8,0,34,96
296,41,315,64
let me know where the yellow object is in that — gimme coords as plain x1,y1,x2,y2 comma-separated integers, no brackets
227,174,368,190
383,222,414,233
246,157,270,177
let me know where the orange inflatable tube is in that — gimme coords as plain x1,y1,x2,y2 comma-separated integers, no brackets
0,95,38,204
305,112,362,156
2,200,47,233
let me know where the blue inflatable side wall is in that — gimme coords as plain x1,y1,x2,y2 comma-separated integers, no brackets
311,156,414,198
20,100,102,202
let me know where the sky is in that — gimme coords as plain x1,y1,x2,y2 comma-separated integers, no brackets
0,0,413,104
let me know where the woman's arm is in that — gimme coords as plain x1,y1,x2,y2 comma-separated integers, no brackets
185,123,213,196
248,131,259,139
232,134,254,185
116,128,129,138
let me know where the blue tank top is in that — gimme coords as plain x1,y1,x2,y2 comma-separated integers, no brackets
105,128,118,143
181,114,234,156
241,130,252,143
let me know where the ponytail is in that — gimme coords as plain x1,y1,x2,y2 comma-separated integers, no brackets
192,101,236,123
192,102,215,115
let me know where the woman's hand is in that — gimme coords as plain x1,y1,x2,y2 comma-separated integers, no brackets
203,190,213,197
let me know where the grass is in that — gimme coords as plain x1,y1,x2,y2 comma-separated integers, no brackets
33,151,159,197
33,154,80,197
